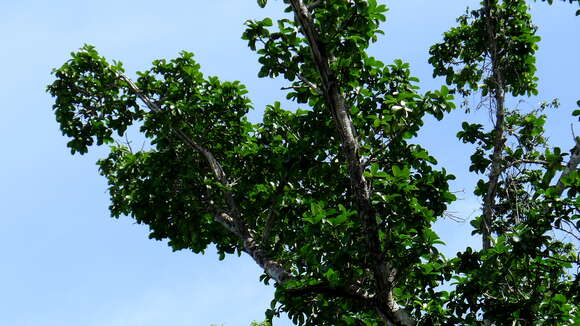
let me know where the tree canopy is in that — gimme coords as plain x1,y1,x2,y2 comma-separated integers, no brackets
47,0,579,325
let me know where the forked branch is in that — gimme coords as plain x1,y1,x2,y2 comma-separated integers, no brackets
117,72,290,283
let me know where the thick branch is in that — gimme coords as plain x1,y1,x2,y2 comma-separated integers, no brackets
215,212,239,235
214,211,290,283
288,1,415,325
118,72,290,283
482,0,506,251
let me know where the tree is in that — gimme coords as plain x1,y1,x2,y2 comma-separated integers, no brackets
47,0,579,325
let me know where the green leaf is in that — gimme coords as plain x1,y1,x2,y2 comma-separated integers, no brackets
391,165,409,179
262,18,273,26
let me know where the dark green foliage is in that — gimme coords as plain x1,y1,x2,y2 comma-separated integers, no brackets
47,1,579,325
47,45,143,154
429,0,540,97
427,0,579,324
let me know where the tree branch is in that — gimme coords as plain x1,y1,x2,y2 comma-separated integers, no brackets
510,159,552,166
554,136,580,192
275,63,321,95
117,71,392,302
287,1,415,325
296,72,322,94
285,281,373,304
482,0,507,252
117,72,290,283
307,0,323,10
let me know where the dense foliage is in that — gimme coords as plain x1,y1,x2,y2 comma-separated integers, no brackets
47,0,579,325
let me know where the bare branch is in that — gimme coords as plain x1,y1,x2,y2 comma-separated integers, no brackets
510,159,552,166
296,72,322,94
275,65,321,94
555,223,580,242
281,85,310,91
542,252,579,265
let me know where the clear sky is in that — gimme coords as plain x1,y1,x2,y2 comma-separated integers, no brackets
0,1,578,325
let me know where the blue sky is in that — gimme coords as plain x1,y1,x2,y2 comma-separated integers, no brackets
0,1,578,325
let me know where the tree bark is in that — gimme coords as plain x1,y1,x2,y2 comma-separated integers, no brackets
482,0,506,251
288,1,415,325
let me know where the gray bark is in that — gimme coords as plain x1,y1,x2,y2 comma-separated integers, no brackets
482,0,506,251
288,1,415,325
